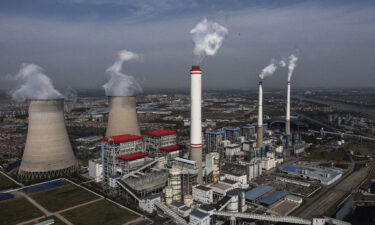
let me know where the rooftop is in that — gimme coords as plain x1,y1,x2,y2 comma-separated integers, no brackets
245,185,275,201
190,209,209,218
160,145,181,152
117,152,149,161
102,134,143,144
194,185,212,192
144,129,177,137
258,191,288,206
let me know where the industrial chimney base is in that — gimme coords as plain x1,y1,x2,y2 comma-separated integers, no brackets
18,164,78,181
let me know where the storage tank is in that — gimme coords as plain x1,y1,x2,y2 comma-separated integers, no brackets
169,168,182,202
18,99,78,180
164,186,173,205
184,195,193,207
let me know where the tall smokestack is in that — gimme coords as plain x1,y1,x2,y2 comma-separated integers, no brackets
18,99,78,180
257,81,263,148
106,96,140,137
190,66,203,184
286,81,291,135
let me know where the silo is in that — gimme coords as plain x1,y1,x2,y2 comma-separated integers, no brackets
18,99,77,180
169,168,182,202
106,96,140,136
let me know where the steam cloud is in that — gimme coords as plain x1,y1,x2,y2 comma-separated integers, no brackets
190,18,228,64
287,54,298,81
103,49,142,96
11,64,63,101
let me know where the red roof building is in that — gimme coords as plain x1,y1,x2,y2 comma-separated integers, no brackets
102,134,143,144
117,152,149,161
143,129,177,137
159,145,181,152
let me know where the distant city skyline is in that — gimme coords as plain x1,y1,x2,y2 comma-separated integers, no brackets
1,0,375,92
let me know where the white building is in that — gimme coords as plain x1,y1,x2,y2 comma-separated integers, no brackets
88,159,103,182
139,195,161,213
189,209,210,225
262,157,277,171
192,185,213,204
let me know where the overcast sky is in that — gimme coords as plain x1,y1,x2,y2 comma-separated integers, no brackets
1,0,374,92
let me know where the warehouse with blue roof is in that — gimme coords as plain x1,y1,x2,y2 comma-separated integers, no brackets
245,185,275,202
258,191,288,206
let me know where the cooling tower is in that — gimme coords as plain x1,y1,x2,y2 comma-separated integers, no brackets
286,81,291,135
190,66,203,184
18,99,77,180
106,96,140,137
257,81,263,148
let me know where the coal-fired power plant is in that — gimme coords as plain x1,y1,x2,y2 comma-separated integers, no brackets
257,81,263,148
190,66,203,184
286,81,291,135
18,99,78,180
106,96,141,137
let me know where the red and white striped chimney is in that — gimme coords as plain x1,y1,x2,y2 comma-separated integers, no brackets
257,81,263,148
286,81,291,135
190,66,203,184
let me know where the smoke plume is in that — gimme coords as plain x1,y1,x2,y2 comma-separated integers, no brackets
190,18,228,64
259,60,278,80
103,49,142,96
11,64,63,101
287,54,298,81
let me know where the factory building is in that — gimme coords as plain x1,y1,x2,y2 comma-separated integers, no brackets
282,164,343,185
240,125,256,141
204,131,224,154
205,152,220,183
172,157,199,196
192,185,213,204
101,134,145,183
88,159,103,182
245,185,275,203
144,129,181,158
224,127,241,144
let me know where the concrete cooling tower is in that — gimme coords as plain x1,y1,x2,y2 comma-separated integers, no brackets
106,96,140,137
18,99,78,180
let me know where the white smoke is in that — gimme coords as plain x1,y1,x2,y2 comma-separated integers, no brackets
259,60,278,80
103,49,143,96
190,18,228,64
11,63,63,101
287,54,298,81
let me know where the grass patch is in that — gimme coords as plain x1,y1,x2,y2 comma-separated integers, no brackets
62,199,139,225
0,197,43,225
0,173,19,190
30,184,99,212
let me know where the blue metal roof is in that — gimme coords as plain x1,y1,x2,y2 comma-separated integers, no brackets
245,185,275,201
258,191,288,206
205,131,225,135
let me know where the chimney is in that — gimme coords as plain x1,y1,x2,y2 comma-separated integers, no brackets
106,96,140,137
286,81,291,135
190,66,203,184
18,99,77,180
257,81,263,148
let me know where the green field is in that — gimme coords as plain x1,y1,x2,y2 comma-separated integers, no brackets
0,173,19,190
0,197,43,225
30,184,100,212
62,199,139,225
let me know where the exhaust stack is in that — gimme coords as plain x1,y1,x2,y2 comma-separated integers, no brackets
18,99,77,180
190,66,203,184
106,96,140,137
286,81,291,135
257,81,263,148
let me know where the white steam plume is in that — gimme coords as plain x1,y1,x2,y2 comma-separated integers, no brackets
11,64,63,101
190,18,228,64
287,54,298,81
103,49,142,96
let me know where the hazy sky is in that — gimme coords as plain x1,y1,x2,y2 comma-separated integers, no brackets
1,0,374,92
